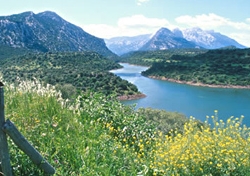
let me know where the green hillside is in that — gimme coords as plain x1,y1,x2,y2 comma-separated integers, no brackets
0,51,141,98
0,45,30,60
120,48,207,66
142,48,250,87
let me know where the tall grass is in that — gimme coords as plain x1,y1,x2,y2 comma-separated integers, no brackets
1,78,250,175
3,78,154,175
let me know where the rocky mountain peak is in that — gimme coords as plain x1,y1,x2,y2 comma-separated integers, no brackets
172,28,183,38
37,11,66,24
0,11,117,59
38,11,59,17
154,27,173,38
140,27,199,51
182,27,245,49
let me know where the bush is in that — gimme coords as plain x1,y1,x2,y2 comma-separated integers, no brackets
150,115,250,175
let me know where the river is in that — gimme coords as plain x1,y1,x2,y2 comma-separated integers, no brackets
110,63,250,126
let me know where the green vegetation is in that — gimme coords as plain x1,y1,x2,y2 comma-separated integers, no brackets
152,115,250,175
0,45,30,60
0,51,140,99
120,48,206,66
137,108,189,135
142,48,250,86
1,79,250,175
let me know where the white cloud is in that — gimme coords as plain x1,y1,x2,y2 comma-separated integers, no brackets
82,13,250,47
175,13,229,29
136,0,149,6
175,13,250,31
228,32,250,47
118,15,170,28
82,15,173,39
82,24,120,39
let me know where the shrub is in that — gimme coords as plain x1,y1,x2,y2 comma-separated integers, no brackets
150,114,250,175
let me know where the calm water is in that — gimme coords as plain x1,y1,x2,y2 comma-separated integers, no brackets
111,63,250,125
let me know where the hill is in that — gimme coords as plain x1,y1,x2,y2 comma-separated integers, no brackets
0,52,141,99
0,11,117,60
120,48,207,66
142,48,250,87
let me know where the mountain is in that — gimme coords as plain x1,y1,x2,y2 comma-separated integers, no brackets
182,27,245,49
106,27,246,55
105,34,151,56
139,28,200,51
0,11,117,59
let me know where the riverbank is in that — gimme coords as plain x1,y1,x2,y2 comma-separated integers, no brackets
117,93,146,101
149,76,250,89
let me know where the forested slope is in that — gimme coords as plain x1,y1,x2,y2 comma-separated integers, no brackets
142,48,250,87
0,52,141,98
0,45,30,60
120,48,206,66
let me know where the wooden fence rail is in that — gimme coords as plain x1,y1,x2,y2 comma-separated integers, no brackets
0,82,55,175
0,82,12,176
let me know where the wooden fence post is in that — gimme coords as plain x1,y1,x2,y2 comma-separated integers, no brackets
0,82,12,176
2,120,55,175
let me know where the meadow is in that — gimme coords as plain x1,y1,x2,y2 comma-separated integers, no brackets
1,77,250,175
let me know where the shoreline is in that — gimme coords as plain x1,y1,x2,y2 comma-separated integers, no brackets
149,76,250,89
117,93,146,101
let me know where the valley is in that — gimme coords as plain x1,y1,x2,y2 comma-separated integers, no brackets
1,9,250,176
0,11,249,100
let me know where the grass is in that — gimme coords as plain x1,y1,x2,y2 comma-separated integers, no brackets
1,78,250,175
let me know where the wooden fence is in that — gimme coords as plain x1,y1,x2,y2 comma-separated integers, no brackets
0,82,55,175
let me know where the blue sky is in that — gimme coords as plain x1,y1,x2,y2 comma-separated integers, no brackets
1,0,250,46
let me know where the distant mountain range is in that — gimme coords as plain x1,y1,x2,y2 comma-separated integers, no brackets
0,11,117,59
105,34,152,56
105,27,246,55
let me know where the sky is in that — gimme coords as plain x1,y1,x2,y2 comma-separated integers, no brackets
1,0,250,47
